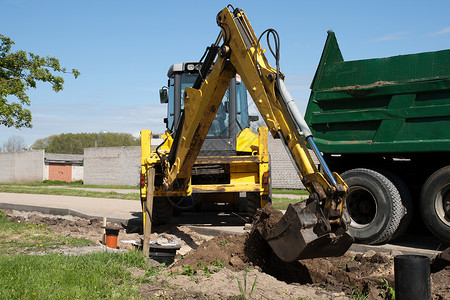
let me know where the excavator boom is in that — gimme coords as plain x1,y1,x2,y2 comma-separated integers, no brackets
159,6,353,261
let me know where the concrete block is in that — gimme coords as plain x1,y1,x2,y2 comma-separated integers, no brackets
83,146,140,186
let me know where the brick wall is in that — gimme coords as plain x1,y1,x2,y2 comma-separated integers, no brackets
48,164,72,182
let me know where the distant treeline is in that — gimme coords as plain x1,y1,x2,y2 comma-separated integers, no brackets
31,132,140,154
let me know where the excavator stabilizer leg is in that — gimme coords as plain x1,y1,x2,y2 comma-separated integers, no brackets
255,202,353,262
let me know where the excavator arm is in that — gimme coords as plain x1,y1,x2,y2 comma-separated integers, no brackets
158,6,353,261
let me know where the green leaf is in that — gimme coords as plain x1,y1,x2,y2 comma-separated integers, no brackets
0,34,80,128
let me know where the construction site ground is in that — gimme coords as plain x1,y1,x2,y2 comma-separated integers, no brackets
0,191,449,299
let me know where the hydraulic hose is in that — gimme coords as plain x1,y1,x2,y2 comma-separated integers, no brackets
276,78,312,138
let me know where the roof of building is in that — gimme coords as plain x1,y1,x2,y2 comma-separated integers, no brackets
44,153,84,165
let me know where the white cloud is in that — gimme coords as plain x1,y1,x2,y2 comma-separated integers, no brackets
371,32,409,42
428,27,450,36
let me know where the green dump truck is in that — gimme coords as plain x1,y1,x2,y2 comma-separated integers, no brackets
305,31,450,244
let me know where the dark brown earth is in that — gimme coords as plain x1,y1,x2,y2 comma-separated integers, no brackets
4,208,449,299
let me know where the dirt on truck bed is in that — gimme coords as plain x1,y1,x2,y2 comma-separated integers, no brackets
4,208,449,300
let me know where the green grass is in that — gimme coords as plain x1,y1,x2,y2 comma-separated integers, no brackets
271,189,308,210
0,209,162,299
0,186,140,200
272,189,309,195
0,180,83,187
271,197,306,210
236,269,257,300
0,180,138,189
0,250,158,299
0,210,94,255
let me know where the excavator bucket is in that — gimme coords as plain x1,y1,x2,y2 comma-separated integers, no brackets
255,201,353,262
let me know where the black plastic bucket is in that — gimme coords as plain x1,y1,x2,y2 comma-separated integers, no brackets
149,244,180,265
394,255,430,300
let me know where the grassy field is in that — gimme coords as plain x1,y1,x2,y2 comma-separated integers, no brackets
271,197,306,210
0,180,137,189
0,181,140,200
0,185,140,200
0,251,153,299
0,210,159,299
271,189,309,210
0,210,94,255
272,189,309,196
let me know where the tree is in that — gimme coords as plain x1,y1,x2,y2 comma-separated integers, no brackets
30,134,57,150
0,34,80,128
35,132,140,154
2,135,26,152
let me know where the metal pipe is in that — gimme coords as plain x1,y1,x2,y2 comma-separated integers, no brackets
276,77,337,186
276,78,312,138
307,136,337,187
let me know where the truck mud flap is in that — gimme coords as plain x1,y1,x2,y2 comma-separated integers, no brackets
255,201,353,262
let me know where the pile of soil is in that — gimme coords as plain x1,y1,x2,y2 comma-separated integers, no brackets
170,204,449,300
171,232,449,299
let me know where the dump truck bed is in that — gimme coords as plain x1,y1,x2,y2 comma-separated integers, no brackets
304,31,450,154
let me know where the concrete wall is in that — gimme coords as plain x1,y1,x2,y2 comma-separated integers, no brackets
83,146,140,186
268,136,304,189
72,165,84,181
0,150,45,183
43,164,49,180
82,138,312,189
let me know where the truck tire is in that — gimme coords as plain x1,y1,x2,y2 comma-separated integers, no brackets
378,171,414,241
420,166,450,244
152,197,173,226
341,168,403,244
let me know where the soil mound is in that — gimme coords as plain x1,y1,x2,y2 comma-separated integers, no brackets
171,233,248,272
171,205,449,299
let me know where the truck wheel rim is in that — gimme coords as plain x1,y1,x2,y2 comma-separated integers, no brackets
346,186,377,229
434,183,450,226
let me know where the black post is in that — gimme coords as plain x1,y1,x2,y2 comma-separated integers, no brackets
394,255,431,300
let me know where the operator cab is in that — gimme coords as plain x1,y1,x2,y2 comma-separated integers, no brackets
160,62,250,154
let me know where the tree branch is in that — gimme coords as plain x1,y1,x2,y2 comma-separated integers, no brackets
0,77,30,84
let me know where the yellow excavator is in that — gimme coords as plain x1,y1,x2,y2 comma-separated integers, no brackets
140,6,353,262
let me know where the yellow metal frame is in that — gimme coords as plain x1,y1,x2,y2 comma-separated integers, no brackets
215,7,347,216
141,7,347,221
141,123,271,208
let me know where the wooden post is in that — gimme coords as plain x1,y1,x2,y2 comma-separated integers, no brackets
102,217,107,244
143,167,155,257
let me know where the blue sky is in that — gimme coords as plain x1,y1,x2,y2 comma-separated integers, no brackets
1,0,449,147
